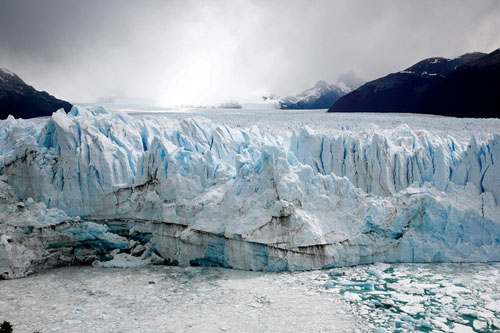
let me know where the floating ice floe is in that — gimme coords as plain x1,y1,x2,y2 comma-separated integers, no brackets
320,263,500,332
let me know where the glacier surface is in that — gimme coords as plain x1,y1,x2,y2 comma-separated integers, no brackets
0,106,499,278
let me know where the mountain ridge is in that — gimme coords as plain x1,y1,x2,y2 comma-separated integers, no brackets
329,50,498,118
266,72,365,109
0,68,72,119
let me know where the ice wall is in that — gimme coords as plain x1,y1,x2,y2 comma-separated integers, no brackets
0,106,499,278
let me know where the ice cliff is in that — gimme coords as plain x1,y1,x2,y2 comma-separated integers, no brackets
1,106,499,278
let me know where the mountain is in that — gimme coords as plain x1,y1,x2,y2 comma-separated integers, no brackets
329,50,499,118
416,50,500,118
278,80,346,109
265,73,364,109
0,68,72,119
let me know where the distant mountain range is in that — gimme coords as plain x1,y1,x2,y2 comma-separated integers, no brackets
3,48,498,119
265,72,364,109
0,68,72,119
329,49,500,118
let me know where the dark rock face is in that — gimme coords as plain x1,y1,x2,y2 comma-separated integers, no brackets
329,50,499,118
330,73,437,113
416,50,500,118
406,52,485,77
0,68,72,119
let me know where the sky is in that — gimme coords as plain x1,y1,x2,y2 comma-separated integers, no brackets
1,0,499,106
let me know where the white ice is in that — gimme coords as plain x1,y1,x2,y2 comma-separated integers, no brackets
0,106,499,277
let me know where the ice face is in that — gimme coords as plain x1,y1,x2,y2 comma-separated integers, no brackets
0,106,499,278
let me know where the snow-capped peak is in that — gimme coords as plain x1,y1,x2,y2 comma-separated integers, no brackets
0,68,15,76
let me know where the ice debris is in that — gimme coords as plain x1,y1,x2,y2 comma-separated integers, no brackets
323,263,500,332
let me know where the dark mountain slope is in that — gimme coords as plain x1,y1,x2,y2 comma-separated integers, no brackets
416,50,500,118
329,73,437,113
329,51,498,118
0,68,72,119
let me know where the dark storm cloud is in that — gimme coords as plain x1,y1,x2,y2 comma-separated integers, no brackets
1,0,499,105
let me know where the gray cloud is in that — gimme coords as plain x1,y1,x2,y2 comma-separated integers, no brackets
1,0,499,105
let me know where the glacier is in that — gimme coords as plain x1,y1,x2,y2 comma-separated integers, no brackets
0,106,499,278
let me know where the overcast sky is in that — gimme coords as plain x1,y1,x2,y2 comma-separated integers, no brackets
1,0,499,105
